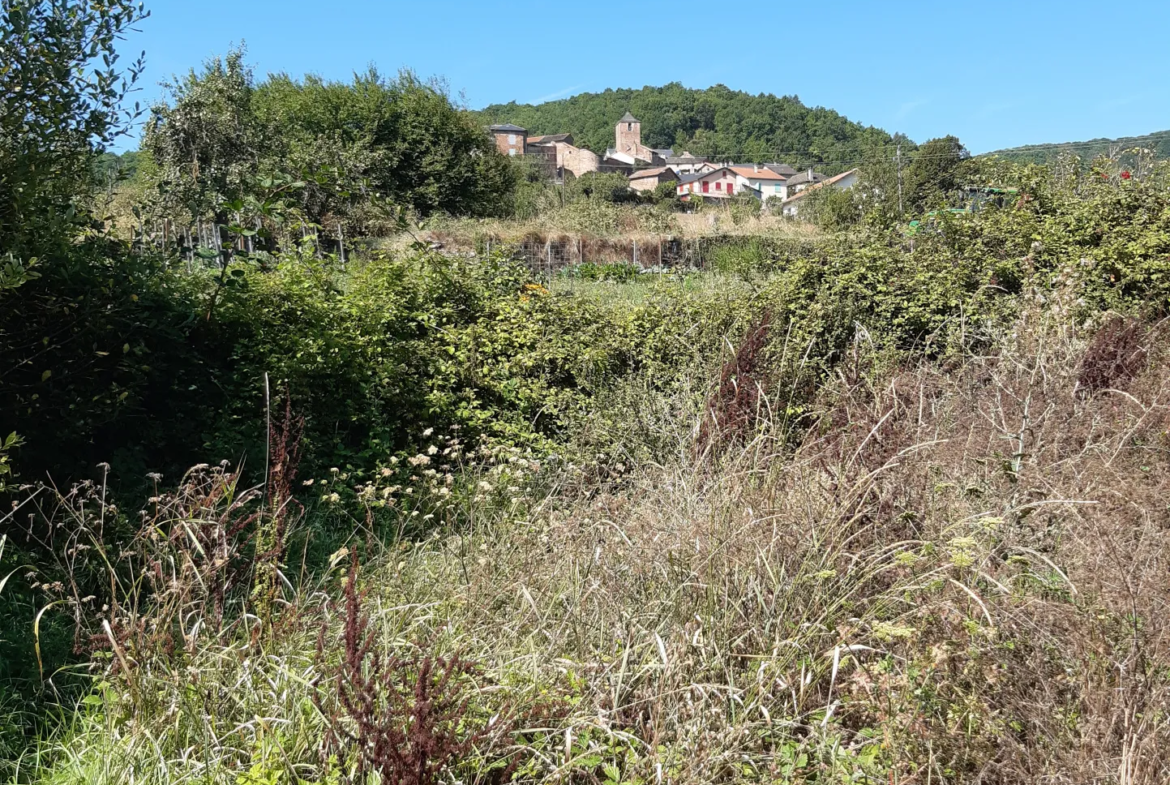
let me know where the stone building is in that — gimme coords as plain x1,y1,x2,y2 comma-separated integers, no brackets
612,112,665,165
489,124,527,157
628,166,679,192
556,142,602,178
487,112,672,181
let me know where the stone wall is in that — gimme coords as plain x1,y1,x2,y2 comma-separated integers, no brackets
556,142,601,177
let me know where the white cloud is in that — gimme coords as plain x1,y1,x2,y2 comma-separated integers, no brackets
895,99,929,120
527,84,585,104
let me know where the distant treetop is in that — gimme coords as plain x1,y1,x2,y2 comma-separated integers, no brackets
988,129,1170,165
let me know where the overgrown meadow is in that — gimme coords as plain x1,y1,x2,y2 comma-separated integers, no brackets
4,3,1170,783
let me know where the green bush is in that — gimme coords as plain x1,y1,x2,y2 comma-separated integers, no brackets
563,262,642,282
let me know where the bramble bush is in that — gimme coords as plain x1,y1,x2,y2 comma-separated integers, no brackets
8,160,1170,494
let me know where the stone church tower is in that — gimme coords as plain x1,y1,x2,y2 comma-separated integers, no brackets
615,112,642,156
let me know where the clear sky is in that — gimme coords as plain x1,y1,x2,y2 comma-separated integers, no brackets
116,0,1169,154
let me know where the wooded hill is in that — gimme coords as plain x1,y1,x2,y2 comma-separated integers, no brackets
478,82,904,167
990,129,1170,165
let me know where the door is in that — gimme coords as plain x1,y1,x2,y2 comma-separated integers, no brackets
702,181,710,194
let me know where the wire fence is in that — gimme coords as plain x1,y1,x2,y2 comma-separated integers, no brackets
467,233,815,278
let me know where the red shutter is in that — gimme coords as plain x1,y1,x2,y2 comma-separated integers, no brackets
702,181,710,193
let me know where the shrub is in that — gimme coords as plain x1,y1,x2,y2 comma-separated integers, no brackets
562,261,641,282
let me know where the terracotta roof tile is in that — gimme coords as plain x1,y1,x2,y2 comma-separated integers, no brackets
729,166,787,181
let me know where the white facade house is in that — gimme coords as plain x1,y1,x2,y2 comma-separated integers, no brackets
779,169,860,217
664,154,713,175
729,165,790,201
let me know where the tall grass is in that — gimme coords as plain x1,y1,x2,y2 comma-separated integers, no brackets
13,301,1170,784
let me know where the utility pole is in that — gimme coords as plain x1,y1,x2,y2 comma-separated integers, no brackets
896,144,904,216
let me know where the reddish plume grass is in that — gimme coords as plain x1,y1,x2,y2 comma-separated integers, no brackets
315,556,518,785
697,311,772,455
1076,315,1149,395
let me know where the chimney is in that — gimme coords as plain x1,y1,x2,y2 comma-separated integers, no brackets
753,163,759,173
807,167,814,180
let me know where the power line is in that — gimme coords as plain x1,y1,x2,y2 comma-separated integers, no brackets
531,133,1170,167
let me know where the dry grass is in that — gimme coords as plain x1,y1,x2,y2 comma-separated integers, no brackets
19,303,1170,784
671,211,820,239
410,206,820,250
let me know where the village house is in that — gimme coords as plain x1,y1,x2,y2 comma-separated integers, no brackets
783,168,831,194
676,167,745,200
488,124,527,157
599,150,637,175
527,133,574,147
628,166,679,192
779,168,860,217
664,154,712,175
729,164,790,201
489,112,805,196
765,163,798,178
559,143,603,177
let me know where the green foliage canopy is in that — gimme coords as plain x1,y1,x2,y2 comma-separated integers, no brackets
142,55,518,229
479,82,898,169
0,0,147,261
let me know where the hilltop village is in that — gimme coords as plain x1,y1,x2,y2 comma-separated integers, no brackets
489,112,858,216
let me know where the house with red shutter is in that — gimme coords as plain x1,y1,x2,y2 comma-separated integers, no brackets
676,167,750,200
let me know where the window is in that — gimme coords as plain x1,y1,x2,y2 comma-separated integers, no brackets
508,134,517,144
775,184,783,193
715,182,722,191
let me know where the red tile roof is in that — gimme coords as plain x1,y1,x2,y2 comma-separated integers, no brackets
729,166,787,181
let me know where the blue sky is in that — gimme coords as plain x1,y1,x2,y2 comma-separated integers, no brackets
116,0,1169,154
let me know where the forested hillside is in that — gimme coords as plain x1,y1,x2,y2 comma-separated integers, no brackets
991,129,1170,164
479,82,903,165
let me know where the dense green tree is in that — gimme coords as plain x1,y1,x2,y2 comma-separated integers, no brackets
142,61,518,228
799,185,862,231
904,135,969,211
479,82,897,171
0,0,147,263
143,47,260,227
851,135,970,224
94,151,143,188
567,171,637,204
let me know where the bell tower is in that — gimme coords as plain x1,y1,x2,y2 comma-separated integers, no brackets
615,111,641,155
